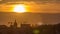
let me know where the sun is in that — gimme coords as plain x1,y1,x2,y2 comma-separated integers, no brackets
13,4,26,13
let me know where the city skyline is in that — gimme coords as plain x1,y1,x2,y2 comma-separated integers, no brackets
0,12,60,26
0,0,60,34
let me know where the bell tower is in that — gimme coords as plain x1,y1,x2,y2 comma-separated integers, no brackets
14,20,17,28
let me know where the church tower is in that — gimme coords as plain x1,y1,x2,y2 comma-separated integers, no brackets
13,20,17,28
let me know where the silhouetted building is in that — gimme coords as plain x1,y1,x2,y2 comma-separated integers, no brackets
21,21,31,28
9,20,17,28
13,20,17,28
20,22,32,34
21,24,30,28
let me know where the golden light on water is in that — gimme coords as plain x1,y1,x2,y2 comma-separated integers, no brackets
13,4,27,13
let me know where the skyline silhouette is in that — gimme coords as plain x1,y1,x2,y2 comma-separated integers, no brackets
0,12,60,26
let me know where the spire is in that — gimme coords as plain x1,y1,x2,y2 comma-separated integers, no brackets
14,20,17,28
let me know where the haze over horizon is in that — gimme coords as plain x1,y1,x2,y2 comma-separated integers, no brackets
0,12,60,26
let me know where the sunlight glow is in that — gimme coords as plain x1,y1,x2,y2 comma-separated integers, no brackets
13,4,26,13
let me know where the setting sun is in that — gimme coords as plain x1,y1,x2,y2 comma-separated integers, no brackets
13,4,26,13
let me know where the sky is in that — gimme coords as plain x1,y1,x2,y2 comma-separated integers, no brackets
0,0,60,13
0,0,60,26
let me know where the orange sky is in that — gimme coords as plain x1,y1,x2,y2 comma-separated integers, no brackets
0,1,60,26
0,1,60,13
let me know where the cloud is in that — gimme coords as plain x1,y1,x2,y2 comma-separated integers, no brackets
0,2,60,13
0,0,60,4
0,0,60,13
